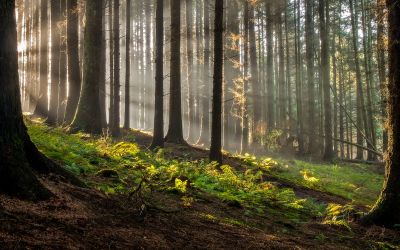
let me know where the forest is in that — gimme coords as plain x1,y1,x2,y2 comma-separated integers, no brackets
0,0,399,248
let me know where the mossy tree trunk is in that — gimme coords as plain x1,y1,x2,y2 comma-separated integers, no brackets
362,0,400,227
70,0,103,134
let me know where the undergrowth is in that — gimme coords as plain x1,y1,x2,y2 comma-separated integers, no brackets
26,119,383,227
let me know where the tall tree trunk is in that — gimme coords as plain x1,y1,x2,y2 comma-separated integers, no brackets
198,0,210,146
209,0,223,164
320,0,333,160
144,0,152,130
362,0,400,227
58,0,67,123
108,0,114,131
70,0,103,134
34,0,48,117
266,1,275,132
349,0,370,160
124,0,131,129
65,0,81,124
361,0,377,161
47,0,61,125
249,3,261,132
186,0,194,141
305,0,316,155
99,1,107,128
150,0,164,149
165,0,185,144
111,0,120,136
377,0,388,152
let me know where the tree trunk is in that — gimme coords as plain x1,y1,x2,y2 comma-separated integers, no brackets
305,0,316,155
70,0,103,134
150,0,164,149
266,1,275,132
111,0,120,136
320,0,333,161
377,0,388,152
198,0,210,146
349,0,370,160
34,0,48,117
209,0,223,164
65,0,81,124
362,0,400,227
47,0,61,125
165,0,185,144
58,0,67,123
124,0,131,129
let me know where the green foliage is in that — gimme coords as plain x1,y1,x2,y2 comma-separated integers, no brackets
26,120,382,224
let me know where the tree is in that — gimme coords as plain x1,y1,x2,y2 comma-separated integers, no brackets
34,0,48,117
209,0,224,163
111,0,120,137
124,0,131,129
319,0,333,161
58,0,67,123
305,0,316,155
349,0,370,160
65,0,81,124
198,0,210,146
47,0,61,125
362,0,400,227
266,1,275,132
150,0,164,149
70,0,103,134
0,0,81,200
165,0,185,144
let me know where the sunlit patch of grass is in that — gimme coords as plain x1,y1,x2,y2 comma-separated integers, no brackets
236,153,383,206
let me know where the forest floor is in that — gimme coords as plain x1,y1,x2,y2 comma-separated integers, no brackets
0,118,399,249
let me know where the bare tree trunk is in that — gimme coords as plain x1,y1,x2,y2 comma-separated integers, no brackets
65,0,81,124
209,0,223,164
150,0,164,149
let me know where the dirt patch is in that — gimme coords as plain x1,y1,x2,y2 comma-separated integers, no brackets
1,177,398,249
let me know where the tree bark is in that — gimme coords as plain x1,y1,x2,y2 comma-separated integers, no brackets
320,0,333,161
165,0,185,144
111,0,120,136
362,0,400,227
150,0,164,149
65,0,81,124
70,0,103,134
47,0,61,125
34,0,48,117
209,0,224,164
124,0,131,129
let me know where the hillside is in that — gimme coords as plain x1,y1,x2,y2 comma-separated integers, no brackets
0,119,398,249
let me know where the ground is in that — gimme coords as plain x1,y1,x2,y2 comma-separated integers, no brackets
0,119,399,249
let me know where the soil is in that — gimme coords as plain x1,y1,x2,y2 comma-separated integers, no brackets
0,129,399,249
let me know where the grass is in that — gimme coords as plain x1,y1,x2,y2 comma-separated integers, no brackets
235,153,383,207
27,119,384,225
